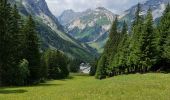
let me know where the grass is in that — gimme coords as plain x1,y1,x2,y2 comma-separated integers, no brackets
0,73,170,100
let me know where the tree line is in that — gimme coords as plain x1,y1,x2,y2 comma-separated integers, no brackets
95,4,170,79
0,0,70,86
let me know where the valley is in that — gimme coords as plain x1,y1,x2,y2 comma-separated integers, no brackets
0,73,170,100
58,0,169,53
0,0,170,99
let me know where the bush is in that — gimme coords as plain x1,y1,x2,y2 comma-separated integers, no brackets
42,50,69,79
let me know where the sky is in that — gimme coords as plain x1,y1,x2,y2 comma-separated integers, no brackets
45,0,148,16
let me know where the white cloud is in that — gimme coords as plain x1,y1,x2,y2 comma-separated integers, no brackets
45,0,148,16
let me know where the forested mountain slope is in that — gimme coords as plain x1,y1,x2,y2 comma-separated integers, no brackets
10,0,97,61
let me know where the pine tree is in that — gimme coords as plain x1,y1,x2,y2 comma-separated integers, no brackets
0,0,20,85
158,3,170,54
43,50,69,79
129,3,143,73
0,1,29,85
9,4,31,85
95,55,107,79
163,35,170,63
106,17,122,72
140,8,156,72
116,21,128,74
23,15,41,83
108,17,121,65
158,4,170,65
89,58,98,76
10,4,23,60
95,17,121,78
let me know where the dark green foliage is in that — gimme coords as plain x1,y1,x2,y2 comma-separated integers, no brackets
162,35,170,71
139,8,157,72
163,35,170,62
42,50,69,79
0,0,43,86
106,17,120,64
110,21,129,75
0,0,13,85
95,3,170,79
0,0,29,85
95,16,124,78
68,59,81,73
155,4,170,70
89,58,98,76
40,53,48,81
95,55,107,79
158,4,170,57
129,3,143,72
23,15,41,83
14,59,30,86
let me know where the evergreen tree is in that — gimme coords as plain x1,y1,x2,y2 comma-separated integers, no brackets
106,17,122,72
23,15,41,83
140,8,156,72
95,55,107,79
115,21,128,74
163,35,170,63
43,50,69,79
40,53,48,81
0,1,29,85
95,3,170,78
107,17,121,67
129,3,143,72
10,4,31,85
158,4,170,67
0,0,23,85
89,58,98,76
0,0,13,85
68,59,81,73
10,4,24,60
95,17,121,78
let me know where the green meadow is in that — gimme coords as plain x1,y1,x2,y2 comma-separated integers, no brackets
0,73,170,100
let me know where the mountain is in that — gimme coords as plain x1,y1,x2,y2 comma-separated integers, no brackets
11,0,97,61
58,0,169,53
59,7,117,53
58,9,82,26
120,0,170,25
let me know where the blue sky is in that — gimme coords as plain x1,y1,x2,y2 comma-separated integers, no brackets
45,0,148,16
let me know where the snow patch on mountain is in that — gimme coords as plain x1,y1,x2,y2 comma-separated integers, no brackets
152,4,165,19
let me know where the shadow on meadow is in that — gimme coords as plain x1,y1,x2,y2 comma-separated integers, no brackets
0,89,27,94
0,74,88,94
57,76,75,81
32,83,62,87
0,82,63,94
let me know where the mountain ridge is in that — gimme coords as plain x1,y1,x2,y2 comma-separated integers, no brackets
59,0,169,53
12,0,97,61
120,0,170,25
59,7,117,53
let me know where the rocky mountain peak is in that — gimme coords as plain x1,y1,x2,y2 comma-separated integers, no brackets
96,7,107,11
21,0,50,16
58,7,117,52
